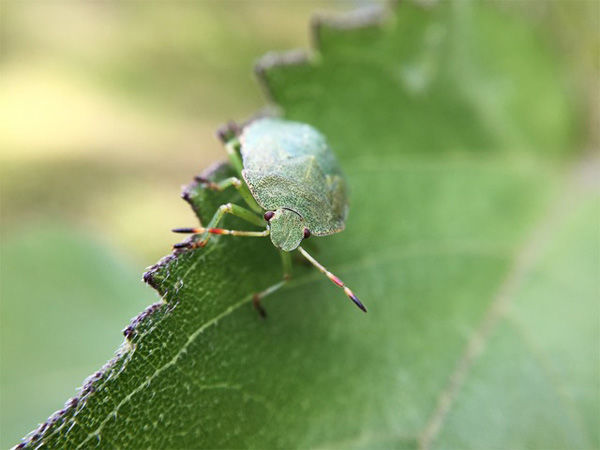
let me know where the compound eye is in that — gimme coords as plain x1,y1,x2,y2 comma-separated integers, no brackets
264,211,275,222
303,228,311,239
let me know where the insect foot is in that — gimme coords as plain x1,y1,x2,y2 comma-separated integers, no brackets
252,294,267,319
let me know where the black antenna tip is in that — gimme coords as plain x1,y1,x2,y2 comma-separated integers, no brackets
349,294,367,313
172,227,198,234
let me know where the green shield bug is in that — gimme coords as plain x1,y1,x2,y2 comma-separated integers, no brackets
173,117,366,317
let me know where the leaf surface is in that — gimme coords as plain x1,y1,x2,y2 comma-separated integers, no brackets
18,2,598,449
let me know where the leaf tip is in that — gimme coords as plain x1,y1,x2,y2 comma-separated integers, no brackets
310,4,387,48
254,49,310,101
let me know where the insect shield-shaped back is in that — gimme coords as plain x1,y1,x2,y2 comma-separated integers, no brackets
240,118,349,237
266,208,305,252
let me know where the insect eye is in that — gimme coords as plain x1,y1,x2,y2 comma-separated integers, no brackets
264,211,275,222
303,228,311,239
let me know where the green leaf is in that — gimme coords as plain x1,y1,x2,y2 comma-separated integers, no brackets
17,2,597,449
1,227,148,448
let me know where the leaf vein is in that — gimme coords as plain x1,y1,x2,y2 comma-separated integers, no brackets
74,289,256,449
417,167,585,449
506,314,593,447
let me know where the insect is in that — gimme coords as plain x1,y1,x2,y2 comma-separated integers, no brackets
173,117,366,317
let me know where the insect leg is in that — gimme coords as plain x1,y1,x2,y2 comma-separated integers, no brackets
251,251,293,318
280,250,292,280
297,246,367,313
194,176,262,214
172,203,267,249
224,139,244,177
252,280,285,318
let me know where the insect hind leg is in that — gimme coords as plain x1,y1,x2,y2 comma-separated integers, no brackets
251,251,292,318
252,280,286,318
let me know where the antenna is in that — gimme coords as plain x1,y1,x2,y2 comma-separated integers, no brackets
297,246,367,313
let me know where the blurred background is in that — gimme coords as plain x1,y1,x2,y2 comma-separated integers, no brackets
0,0,597,447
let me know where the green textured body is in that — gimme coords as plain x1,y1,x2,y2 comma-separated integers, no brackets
240,118,349,238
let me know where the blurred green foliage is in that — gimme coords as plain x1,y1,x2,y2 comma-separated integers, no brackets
0,227,148,447
0,0,597,448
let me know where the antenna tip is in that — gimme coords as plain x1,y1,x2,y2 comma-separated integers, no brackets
344,287,367,313
172,227,200,234
351,295,368,313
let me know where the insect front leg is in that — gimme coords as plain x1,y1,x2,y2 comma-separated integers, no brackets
194,175,262,214
252,251,292,318
172,203,267,249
